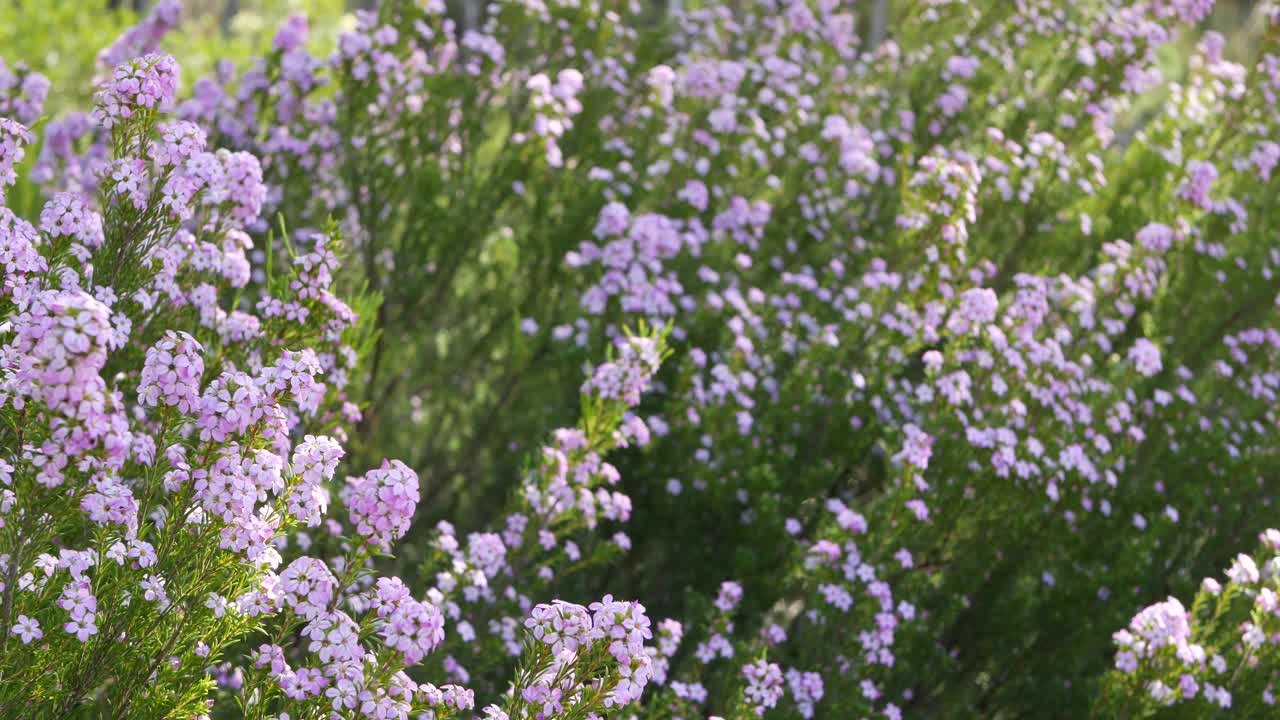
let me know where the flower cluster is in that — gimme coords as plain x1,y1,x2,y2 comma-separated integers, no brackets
742,658,785,716
582,334,665,408
0,48,378,718
343,458,419,550
512,595,654,718
92,53,179,130
1100,530,1280,714
0,58,47,126
0,117,33,202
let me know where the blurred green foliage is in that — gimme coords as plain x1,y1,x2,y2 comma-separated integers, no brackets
0,0,347,118
0,1,134,116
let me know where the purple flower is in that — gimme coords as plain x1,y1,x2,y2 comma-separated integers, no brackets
1128,338,1162,377
742,659,785,715
139,331,204,412
0,118,34,201
93,54,181,130
345,459,419,550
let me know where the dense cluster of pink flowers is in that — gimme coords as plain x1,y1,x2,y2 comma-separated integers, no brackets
344,459,419,550
521,596,654,710
0,26,658,717
1104,529,1280,712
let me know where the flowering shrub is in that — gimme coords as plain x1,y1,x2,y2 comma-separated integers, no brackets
1097,530,1280,715
0,29,666,719
8,0,1280,717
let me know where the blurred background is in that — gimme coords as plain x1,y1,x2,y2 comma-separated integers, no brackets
3,0,1266,121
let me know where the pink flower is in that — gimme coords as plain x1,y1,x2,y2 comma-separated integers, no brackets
10,615,41,644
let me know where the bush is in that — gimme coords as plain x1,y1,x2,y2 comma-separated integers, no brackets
6,0,1280,718
0,25,662,720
